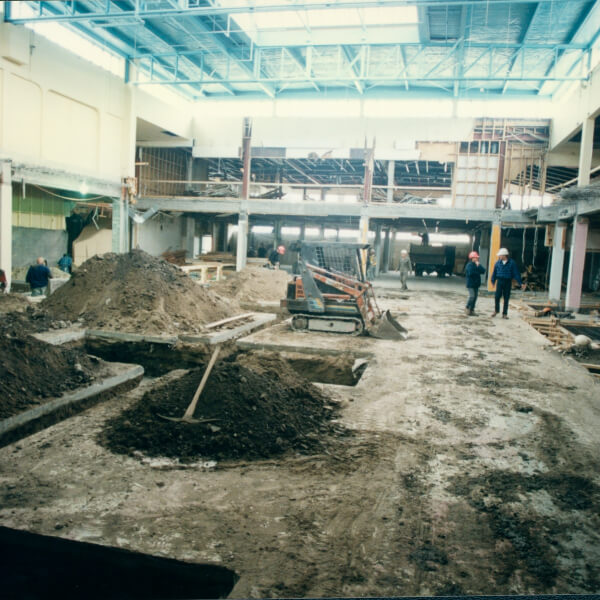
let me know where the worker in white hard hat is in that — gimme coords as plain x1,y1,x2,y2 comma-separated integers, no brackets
464,250,485,316
398,249,412,291
490,247,526,319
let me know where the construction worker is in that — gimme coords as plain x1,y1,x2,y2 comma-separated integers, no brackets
366,249,377,280
491,248,525,319
26,257,53,297
398,249,412,291
266,245,285,269
465,251,485,316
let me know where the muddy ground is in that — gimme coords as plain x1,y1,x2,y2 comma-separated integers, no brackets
0,277,598,597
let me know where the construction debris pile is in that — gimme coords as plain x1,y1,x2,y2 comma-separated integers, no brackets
0,315,94,419
43,250,238,335
100,354,340,461
211,266,290,303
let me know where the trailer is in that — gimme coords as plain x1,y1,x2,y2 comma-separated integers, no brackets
409,244,456,277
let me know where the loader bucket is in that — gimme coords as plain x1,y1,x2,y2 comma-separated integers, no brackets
368,310,408,340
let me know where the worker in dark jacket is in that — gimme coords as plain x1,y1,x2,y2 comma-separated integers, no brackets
491,248,525,319
465,251,485,316
266,245,285,269
26,257,53,296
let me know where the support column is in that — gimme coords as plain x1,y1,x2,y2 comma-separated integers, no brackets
566,217,589,311
273,220,282,246
387,160,395,203
0,161,12,292
185,217,195,259
548,221,567,303
359,213,369,275
363,147,374,205
299,223,306,241
381,228,391,273
237,118,252,272
374,223,382,276
487,221,501,291
578,116,595,186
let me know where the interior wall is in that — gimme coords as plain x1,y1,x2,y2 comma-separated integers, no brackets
137,213,186,257
11,227,67,269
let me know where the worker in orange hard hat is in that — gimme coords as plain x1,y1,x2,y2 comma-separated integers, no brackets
465,250,486,316
266,244,286,269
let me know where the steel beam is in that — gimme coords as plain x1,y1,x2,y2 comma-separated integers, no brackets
7,1,584,24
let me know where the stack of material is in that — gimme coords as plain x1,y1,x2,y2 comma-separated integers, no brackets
43,250,238,334
161,249,187,266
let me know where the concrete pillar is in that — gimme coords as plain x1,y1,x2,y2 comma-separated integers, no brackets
185,217,195,258
578,117,595,186
548,221,567,303
387,160,395,203
237,117,251,271
0,161,11,292
381,228,391,273
363,148,374,205
112,195,130,253
220,222,228,252
487,222,501,291
374,224,382,276
236,213,249,271
299,223,306,241
359,215,369,244
566,217,589,311
273,220,282,246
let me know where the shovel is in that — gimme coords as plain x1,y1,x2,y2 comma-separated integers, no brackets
158,344,221,424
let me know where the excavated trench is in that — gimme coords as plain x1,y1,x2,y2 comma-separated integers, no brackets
82,339,367,386
0,526,237,599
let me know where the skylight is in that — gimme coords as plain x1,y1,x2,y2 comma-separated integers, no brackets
216,0,419,45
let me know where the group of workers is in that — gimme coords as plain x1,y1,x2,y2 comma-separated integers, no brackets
367,246,524,319
463,247,525,319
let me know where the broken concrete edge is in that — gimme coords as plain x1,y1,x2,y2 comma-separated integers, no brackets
86,330,178,345
32,329,87,346
235,339,374,359
0,365,144,446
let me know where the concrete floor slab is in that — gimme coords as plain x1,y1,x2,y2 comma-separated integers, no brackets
1,282,599,597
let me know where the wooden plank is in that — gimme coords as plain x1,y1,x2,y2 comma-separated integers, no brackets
204,312,256,330
579,363,600,371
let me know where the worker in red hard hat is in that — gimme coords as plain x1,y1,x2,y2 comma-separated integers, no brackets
267,245,285,269
464,250,486,316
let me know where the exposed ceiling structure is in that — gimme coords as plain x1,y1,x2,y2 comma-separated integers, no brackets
6,0,600,100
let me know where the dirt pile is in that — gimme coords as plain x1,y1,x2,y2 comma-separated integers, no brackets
212,266,289,303
100,354,339,461
43,250,239,334
0,294,29,314
0,331,94,420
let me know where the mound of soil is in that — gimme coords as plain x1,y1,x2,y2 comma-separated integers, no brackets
100,355,338,461
0,294,29,314
0,305,64,336
0,335,94,420
212,266,289,303
43,250,239,334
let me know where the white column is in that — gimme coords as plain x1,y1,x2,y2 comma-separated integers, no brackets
566,217,589,312
0,161,12,292
548,221,567,303
578,116,595,186
387,160,395,203
236,213,248,272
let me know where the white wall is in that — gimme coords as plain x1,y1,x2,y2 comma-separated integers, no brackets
137,213,186,256
550,62,600,150
0,23,193,187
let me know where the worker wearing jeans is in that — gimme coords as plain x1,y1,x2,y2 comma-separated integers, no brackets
490,248,525,319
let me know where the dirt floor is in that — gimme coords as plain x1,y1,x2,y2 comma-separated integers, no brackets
210,266,290,304
0,275,599,597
